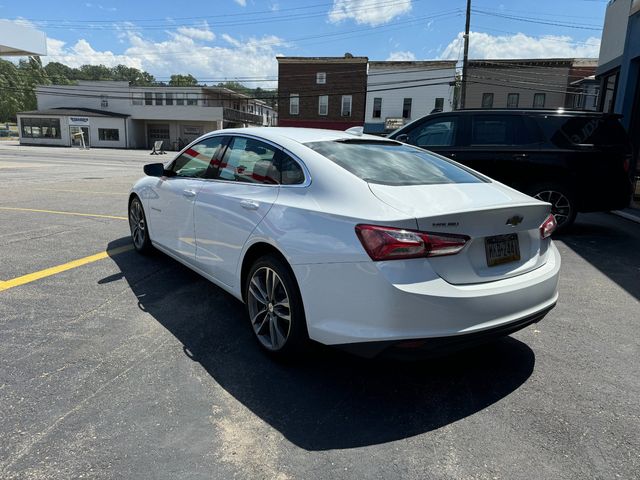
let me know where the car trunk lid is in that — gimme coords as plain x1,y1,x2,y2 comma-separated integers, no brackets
368,182,552,285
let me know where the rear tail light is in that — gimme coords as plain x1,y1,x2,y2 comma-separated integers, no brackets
355,224,469,261
623,154,632,173
539,214,557,239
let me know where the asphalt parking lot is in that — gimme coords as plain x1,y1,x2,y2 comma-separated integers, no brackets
0,142,639,480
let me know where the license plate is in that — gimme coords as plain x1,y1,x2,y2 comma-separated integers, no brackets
485,233,520,267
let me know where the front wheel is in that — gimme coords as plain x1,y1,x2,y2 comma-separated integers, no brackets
527,184,577,232
245,255,307,357
128,196,153,254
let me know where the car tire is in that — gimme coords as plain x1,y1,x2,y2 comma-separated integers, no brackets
245,254,308,357
527,183,577,232
128,196,153,254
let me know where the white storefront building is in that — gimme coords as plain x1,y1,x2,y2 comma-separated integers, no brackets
18,81,277,149
364,61,456,135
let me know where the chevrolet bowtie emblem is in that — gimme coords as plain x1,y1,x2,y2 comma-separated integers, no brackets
506,215,524,226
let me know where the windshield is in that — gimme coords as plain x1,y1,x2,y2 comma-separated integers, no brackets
305,141,486,186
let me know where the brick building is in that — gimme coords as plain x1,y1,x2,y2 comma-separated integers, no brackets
276,55,368,130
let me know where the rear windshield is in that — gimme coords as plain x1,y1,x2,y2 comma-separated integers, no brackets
536,115,630,147
305,140,485,186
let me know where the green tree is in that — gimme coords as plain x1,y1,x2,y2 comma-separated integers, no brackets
0,59,25,121
111,65,157,86
17,56,50,111
43,62,75,84
169,74,198,86
78,64,113,81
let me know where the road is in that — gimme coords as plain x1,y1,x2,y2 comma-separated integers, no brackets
0,142,638,480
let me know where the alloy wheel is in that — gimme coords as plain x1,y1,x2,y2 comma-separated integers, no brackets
247,266,292,351
129,199,146,250
533,190,572,227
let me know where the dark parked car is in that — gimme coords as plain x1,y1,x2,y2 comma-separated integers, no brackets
389,109,634,230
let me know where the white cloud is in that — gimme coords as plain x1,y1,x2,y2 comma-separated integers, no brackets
2,18,286,87
176,21,215,41
386,50,416,61
120,30,286,87
329,0,411,26
45,38,143,69
234,0,247,6
439,31,601,60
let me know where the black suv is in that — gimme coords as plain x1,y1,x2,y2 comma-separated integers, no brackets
389,109,634,230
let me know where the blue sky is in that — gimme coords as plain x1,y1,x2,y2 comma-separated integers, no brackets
0,0,608,86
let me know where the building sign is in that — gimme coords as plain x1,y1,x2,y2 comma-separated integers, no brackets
182,125,203,136
384,117,405,131
69,116,90,126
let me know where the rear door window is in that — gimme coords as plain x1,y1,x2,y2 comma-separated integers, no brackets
305,140,485,186
216,137,280,184
471,115,539,146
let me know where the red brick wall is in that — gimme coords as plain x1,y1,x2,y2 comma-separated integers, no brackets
277,61,367,129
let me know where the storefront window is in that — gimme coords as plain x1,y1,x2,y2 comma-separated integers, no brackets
21,118,61,139
98,129,120,141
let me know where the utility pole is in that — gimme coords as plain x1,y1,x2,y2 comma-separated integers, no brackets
460,0,471,110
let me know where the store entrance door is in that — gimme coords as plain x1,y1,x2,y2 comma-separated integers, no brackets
147,124,170,151
70,126,89,147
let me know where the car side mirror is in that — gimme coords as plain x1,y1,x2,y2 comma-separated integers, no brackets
144,163,165,177
395,133,409,143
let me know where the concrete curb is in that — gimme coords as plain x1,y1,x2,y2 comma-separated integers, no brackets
612,210,640,224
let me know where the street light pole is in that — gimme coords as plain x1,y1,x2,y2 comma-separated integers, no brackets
460,0,471,110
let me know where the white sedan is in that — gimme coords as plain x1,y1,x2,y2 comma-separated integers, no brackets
128,127,560,357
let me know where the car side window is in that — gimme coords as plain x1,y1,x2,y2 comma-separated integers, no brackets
407,118,457,147
278,152,305,185
471,115,539,146
168,137,224,178
217,137,280,184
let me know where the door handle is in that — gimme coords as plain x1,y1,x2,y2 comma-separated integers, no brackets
513,153,529,159
449,152,457,158
182,189,197,198
240,200,260,210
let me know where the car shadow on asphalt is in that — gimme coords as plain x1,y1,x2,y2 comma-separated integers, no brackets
106,237,535,451
556,212,640,301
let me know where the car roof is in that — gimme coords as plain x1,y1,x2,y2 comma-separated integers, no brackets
204,127,388,145
429,109,619,117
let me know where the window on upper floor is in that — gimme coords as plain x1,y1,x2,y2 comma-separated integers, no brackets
175,93,185,106
507,93,519,108
144,92,153,106
186,93,198,106
533,93,546,109
434,97,444,111
372,97,382,118
165,92,174,106
155,92,163,106
316,72,326,84
100,95,108,108
481,93,494,109
402,98,412,119
132,93,143,106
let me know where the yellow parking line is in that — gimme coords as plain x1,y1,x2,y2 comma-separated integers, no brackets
0,206,127,220
0,245,134,292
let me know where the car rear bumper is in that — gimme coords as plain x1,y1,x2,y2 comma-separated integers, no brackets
292,242,561,347
337,303,555,358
